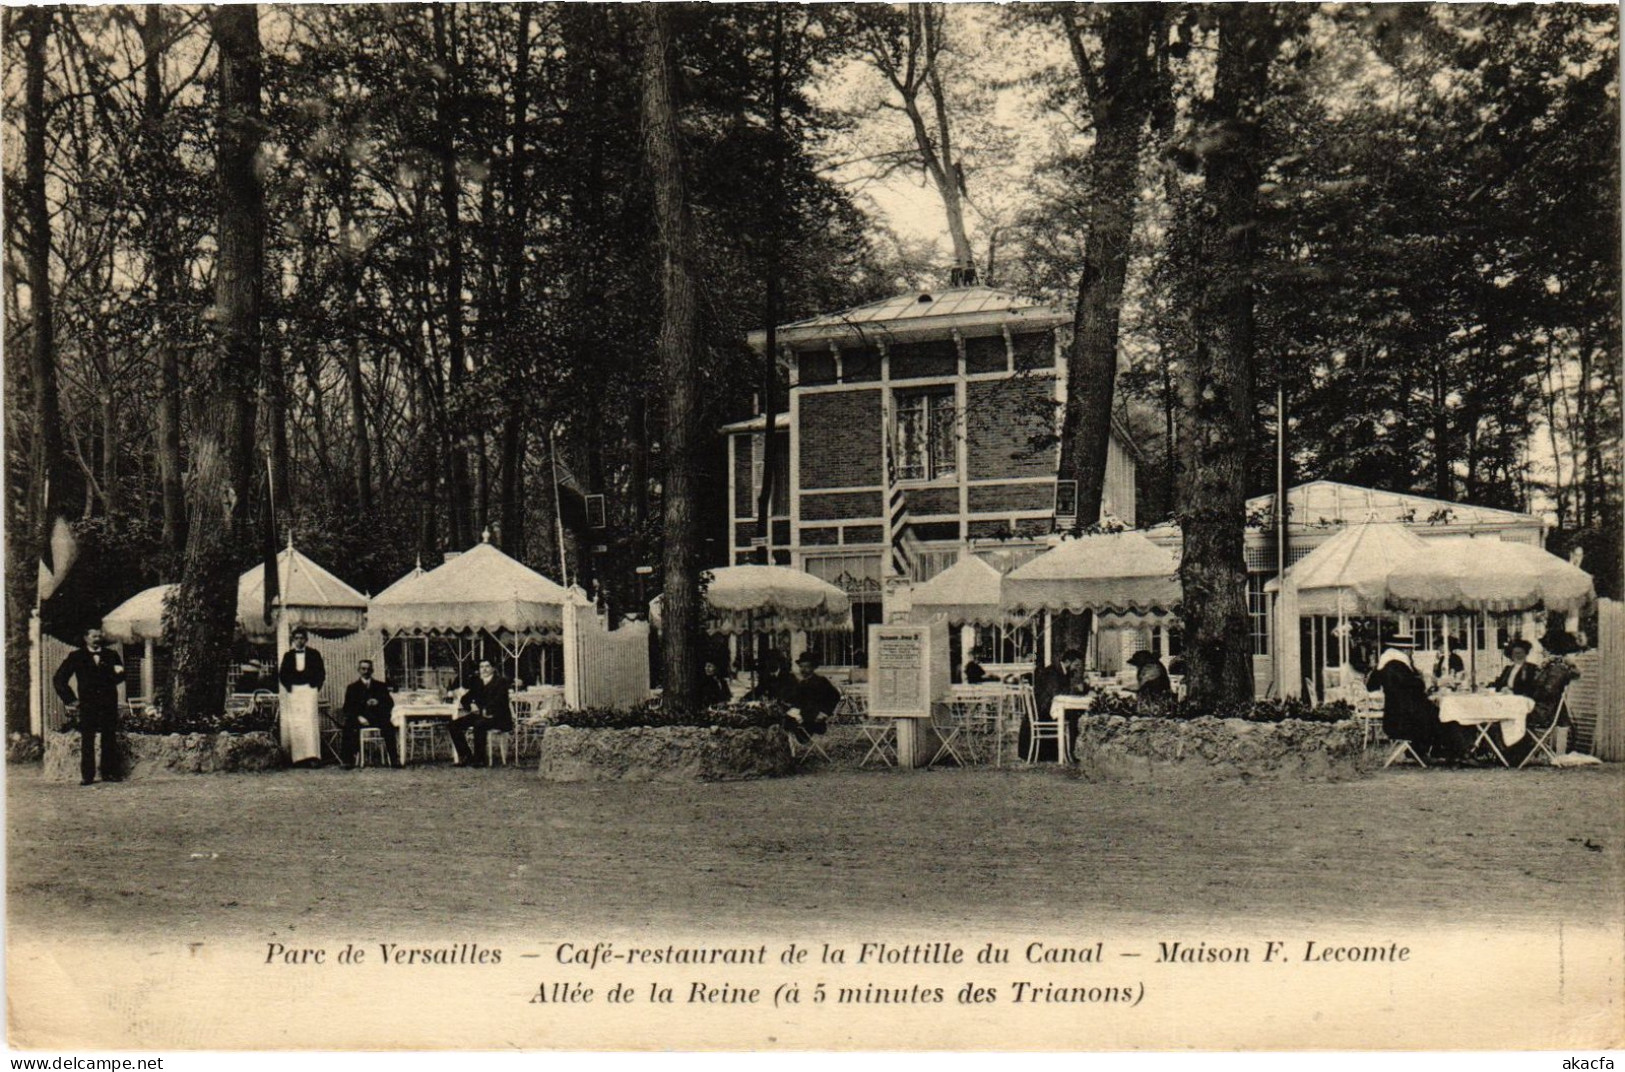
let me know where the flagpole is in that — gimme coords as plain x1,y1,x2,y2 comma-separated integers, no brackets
549,427,570,588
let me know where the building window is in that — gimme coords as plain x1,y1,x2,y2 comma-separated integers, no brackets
970,620,1037,666
894,389,957,482
748,432,788,517
1247,573,1270,656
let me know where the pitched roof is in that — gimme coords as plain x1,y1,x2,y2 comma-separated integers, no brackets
750,287,1067,349
369,540,575,635
1245,480,1541,531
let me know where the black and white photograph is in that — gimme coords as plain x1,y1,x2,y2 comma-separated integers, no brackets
2,1,1621,1055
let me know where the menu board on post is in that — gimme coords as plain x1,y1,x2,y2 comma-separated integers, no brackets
867,621,949,718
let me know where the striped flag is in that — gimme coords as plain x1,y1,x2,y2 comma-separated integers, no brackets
882,393,920,580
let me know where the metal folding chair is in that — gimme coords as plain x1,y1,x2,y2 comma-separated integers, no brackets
788,730,832,767
858,719,897,768
928,704,969,767
1382,738,1427,768
1517,684,1572,769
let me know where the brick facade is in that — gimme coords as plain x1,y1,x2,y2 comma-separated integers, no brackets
729,290,1136,591
965,377,1057,480
799,490,884,522
968,482,1054,514
798,390,882,489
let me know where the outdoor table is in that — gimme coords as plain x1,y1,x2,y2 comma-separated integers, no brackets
1438,692,1536,767
947,684,1009,766
392,700,458,763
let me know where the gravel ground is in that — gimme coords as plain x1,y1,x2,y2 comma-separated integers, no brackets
8,753,1621,941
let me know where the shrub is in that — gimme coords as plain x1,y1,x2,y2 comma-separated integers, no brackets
115,704,276,736
553,699,784,731
1083,691,1352,724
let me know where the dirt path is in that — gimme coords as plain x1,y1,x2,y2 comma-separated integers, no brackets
8,761,1621,942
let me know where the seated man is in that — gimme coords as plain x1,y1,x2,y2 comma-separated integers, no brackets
1365,631,1464,761
782,652,841,741
1128,650,1173,707
448,659,513,767
1024,648,1086,762
339,659,399,769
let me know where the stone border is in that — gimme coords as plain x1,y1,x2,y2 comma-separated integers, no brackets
1072,715,1374,783
538,725,792,782
41,730,284,781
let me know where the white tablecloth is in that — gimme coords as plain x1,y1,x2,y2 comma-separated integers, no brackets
280,686,322,763
1438,693,1536,746
1050,693,1095,720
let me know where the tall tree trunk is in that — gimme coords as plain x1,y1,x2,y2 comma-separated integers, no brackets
755,5,784,561
497,5,533,556
167,4,264,724
433,2,472,549
1175,4,1282,706
1057,4,1159,532
642,5,703,715
339,161,373,516
1051,6,1160,661
5,7,66,732
142,6,187,561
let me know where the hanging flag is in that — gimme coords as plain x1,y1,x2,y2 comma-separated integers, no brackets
262,455,280,626
553,452,592,530
882,393,918,580
36,477,77,603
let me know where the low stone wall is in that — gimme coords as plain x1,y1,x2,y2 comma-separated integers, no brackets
42,731,284,781
1072,716,1373,784
538,725,793,782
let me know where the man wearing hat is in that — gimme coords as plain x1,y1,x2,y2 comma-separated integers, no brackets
1128,649,1173,705
1490,639,1539,698
1365,629,1461,760
782,652,841,741
278,626,327,766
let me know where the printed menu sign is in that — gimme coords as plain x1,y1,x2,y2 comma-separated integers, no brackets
874,633,924,712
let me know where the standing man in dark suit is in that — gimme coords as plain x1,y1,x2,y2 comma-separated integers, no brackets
339,659,399,769
449,658,512,767
277,626,327,766
54,626,126,785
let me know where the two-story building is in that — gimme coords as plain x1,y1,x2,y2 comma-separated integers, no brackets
725,286,1139,668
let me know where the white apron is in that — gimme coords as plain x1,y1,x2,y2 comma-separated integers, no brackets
281,686,322,763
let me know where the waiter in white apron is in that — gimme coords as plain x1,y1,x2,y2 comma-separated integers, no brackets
278,626,327,766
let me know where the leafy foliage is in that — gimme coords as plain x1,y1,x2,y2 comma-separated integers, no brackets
552,699,785,731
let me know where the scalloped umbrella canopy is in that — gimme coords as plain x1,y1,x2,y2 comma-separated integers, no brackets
101,584,174,642
237,546,370,638
1264,521,1430,616
369,541,571,635
907,555,1006,625
1385,538,1595,614
1001,530,1181,620
650,565,852,634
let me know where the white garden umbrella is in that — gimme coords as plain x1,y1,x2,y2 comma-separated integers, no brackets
1386,539,1595,615
651,564,851,635
101,584,172,643
907,555,1005,626
1000,530,1181,621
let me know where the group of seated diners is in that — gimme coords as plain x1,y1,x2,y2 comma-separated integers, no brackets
1365,628,1578,765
